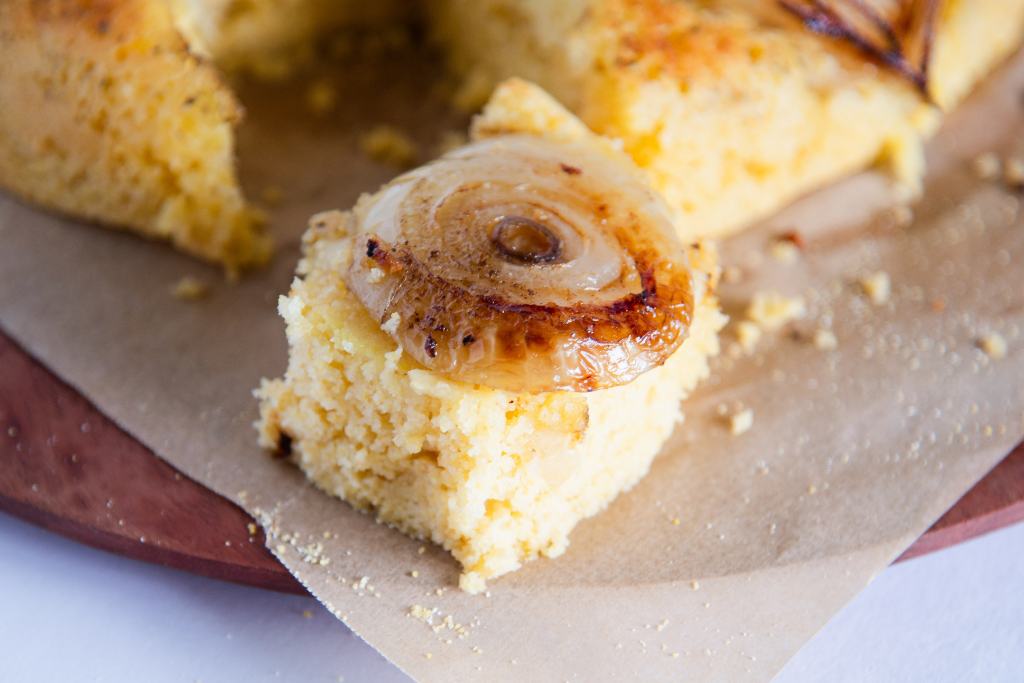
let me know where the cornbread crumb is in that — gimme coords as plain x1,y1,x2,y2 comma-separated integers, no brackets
302,609,313,619
690,580,700,591
409,604,434,622
729,409,754,436
813,329,838,351
890,204,914,228
171,276,210,301
246,522,257,537
359,125,418,168
424,653,433,660
721,266,743,284
734,321,762,355
859,271,891,305
435,130,469,156
306,80,338,116
972,153,1001,180
769,239,800,264
1004,157,1024,188
452,69,494,112
978,333,1008,360
381,312,402,335
261,185,284,206
747,292,806,331
409,570,420,578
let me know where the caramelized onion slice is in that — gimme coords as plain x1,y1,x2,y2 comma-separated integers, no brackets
781,0,939,96
345,135,696,393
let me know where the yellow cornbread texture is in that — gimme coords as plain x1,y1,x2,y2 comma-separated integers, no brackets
430,0,1024,241
257,208,724,591
0,0,403,269
0,0,270,270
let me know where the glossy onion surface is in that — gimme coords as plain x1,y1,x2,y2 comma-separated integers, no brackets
345,135,696,393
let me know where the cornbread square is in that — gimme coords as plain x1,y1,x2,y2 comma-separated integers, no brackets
0,0,403,268
257,91,725,590
0,0,270,270
431,0,1024,241
257,209,723,591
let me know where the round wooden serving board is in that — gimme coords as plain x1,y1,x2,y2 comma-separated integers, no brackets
1,331,1022,595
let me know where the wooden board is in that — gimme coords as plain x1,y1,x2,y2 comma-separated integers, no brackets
1,330,1022,595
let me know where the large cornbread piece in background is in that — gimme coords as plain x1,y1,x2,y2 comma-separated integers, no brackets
430,0,1024,241
257,92,726,592
0,0,270,270
0,0,405,269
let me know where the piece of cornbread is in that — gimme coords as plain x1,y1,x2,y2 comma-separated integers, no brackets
430,0,1024,241
0,0,270,270
0,0,402,269
257,212,723,591
257,96,726,591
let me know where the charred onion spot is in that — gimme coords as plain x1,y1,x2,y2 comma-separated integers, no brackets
424,335,438,358
364,236,404,273
560,163,582,175
491,216,563,264
275,432,293,459
462,333,475,346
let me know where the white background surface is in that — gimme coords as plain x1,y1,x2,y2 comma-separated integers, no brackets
0,512,1021,682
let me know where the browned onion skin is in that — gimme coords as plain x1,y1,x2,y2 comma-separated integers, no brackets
345,136,696,394
780,0,939,98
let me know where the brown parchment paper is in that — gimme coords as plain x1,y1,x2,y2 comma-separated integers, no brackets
1,44,1023,682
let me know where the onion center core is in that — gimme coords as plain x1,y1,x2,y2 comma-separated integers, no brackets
490,215,563,265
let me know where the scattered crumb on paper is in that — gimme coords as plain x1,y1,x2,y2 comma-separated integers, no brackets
747,291,806,331
360,125,418,168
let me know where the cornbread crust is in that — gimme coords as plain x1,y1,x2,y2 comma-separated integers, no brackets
430,0,1024,241
257,96,726,590
0,0,270,270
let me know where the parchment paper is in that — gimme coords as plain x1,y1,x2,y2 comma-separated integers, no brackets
1,45,1022,682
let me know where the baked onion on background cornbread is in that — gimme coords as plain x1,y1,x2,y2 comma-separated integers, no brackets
257,93,725,591
431,0,1024,241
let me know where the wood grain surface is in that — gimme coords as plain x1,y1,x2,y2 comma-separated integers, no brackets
0,330,1021,594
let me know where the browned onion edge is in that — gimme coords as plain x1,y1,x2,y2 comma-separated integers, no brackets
359,232,694,392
